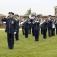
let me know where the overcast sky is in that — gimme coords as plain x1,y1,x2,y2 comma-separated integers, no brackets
0,0,57,15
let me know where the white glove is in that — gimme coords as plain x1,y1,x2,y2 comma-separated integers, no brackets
14,32,16,34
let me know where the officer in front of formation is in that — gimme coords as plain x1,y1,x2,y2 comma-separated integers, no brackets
13,14,19,40
2,12,16,49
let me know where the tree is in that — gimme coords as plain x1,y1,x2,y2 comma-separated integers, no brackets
25,8,31,16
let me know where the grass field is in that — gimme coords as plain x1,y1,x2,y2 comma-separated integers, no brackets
0,30,57,57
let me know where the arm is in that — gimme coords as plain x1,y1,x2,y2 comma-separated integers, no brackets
1,18,7,23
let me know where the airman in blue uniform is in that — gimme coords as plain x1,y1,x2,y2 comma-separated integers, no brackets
24,20,29,38
42,20,47,39
47,18,52,37
13,14,19,40
2,12,16,49
33,17,40,41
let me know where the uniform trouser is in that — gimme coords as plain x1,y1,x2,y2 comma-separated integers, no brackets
32,28,34,36
15,32,19,40
43,29,47,39
7,33,14,49
25,29,28,38
52,28,55,36
41,27,43,34
34,31,39,41
48,29,52,37
22,27,25,35
28,27,31,34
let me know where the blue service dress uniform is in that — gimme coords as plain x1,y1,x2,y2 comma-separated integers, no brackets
34,21,40,41
24,20,29,38
2,18,16,49
47,20,52,37
52,21,55,36
28,20,31,34
29,18,34,36
15,20,19,40
42,21,47,39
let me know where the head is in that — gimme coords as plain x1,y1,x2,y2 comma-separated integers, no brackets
48,15,52,20
29,13,36,19
8,12,14,18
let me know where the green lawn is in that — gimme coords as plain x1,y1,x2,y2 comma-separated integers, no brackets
0,30,57,57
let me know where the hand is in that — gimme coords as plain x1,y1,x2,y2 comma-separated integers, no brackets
14,32,16,34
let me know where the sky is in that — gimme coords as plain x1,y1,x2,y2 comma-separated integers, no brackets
0,0,57,16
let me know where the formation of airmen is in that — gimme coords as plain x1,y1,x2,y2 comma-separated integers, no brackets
1,12,57,49
22,14,57,40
